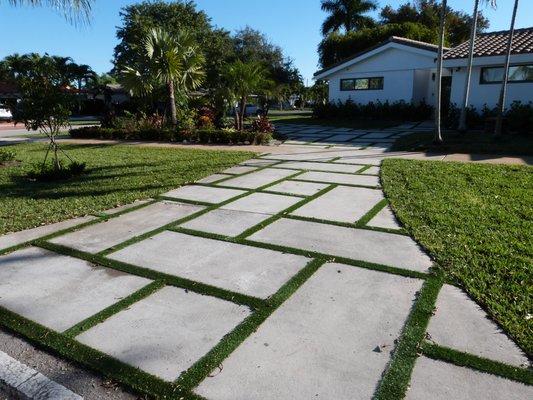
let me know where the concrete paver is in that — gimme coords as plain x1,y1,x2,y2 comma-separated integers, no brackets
195,263,422,400
249,218,432,272
50,201,204,253
109,231,309,298
0,247,151,332
77,286,250,382
406,357,533,400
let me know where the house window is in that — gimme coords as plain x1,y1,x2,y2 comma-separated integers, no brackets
340,77,384,91
480,65,533,84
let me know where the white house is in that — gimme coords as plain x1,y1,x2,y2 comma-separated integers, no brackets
315,28,533,111
313,37,445,107
443,27,533,110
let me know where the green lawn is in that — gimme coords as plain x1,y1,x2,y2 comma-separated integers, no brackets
391,131,533,156
268,111,401,130
381,159,533,356
0,143,254,235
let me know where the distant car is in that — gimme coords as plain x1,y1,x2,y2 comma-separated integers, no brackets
0,107,12,121
233,104,264,117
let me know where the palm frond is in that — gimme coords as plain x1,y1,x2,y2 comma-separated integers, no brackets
6,0,93,24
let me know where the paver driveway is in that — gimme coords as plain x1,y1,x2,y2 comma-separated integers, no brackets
0,123,531,400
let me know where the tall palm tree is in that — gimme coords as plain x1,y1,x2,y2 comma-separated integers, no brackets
321,0,377,36
434,0,448,144
458,0,497,132
5,0,93,24
222,60,272,131
121,28,205,126
494,0,519,137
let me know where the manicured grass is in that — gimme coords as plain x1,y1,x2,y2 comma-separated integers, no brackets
391,131,533,156
268,111,401,130
381,159,533,356
0,142,254,235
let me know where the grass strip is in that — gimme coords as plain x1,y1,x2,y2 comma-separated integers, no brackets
420,342,533,385
63,280,166,338
355,199,388,227
37,241,266,310
291,177,380,190
174,258,327,392
373,274,444,400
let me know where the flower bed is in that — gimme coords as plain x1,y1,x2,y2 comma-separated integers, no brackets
69,126,272,145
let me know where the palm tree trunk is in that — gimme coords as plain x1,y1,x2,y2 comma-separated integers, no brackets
458,0,480,133
434,0,448,144
494,0,519,137
167,81,177,126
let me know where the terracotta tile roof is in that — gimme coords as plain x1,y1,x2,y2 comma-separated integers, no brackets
444,27,533,60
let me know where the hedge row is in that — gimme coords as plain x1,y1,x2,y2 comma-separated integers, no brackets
69,127,273,145
314,99,433,121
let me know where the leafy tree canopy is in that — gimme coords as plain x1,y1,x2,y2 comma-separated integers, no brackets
319,0,491,69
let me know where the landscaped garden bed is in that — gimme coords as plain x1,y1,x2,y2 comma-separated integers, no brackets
0,143,254,235
69,126,273,145
381,159,533,356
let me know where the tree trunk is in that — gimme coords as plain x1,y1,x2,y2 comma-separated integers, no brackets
458,0,479,133
238,96,247,131
167,81,177,126
434,0,448,144
494,0,519,137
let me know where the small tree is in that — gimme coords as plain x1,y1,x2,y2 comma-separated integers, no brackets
222,60,272,131
10,55,75,171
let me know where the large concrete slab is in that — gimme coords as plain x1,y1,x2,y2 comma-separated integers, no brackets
109,231,309,298
274,161,364,173
291,186,384,223
50,201,204,253
101,200,152,216
220,168,298,189
249,218,432,272
0,247,151,332
240,159,278,167
266,180,329,196
195,263,422,400
406,357,533,400
77,286,250,382
367,206,401,230
0,216,96,252
181,209,271,237
361,166,380,175
222,166,258,175
427,285,529,367
197,174,231,184
163,185,245,204
221,193,301,215
360,132,394,139
297,171,380,187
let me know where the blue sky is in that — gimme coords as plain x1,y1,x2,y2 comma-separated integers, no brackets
0,0,531,84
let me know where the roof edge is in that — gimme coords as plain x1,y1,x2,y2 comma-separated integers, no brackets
314,36,444,78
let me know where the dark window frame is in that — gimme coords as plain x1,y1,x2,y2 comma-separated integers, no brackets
479,64,533,85
340,77,384,91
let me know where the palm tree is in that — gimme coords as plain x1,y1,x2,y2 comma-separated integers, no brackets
222,61,272,131
68,63,96,113
121,28,205,126
458,0,497,132
321,0,377,36
494,0,519,137
434,0,448,144
5,0,93,24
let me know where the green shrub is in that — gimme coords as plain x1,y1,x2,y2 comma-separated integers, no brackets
0,149,16,163
446,101,533,133
69,127,272,145
27,161,86,182
313,99,432,121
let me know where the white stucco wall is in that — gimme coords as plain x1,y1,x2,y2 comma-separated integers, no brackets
449,66,533,110
445,53,533,110
322,45,438,105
